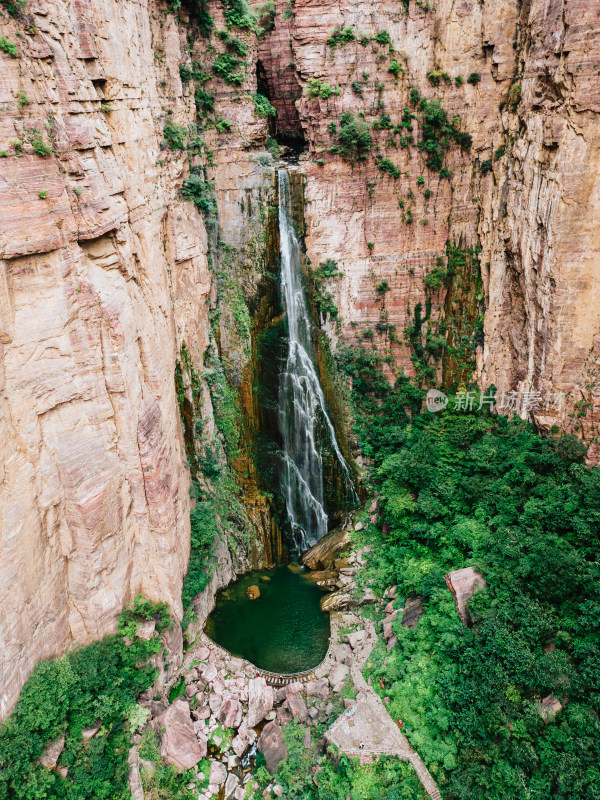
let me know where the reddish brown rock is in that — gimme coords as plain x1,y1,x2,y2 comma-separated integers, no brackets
218,697,243,729
285,690,308,722
302,528,350,571
259,721,287,774
158,698,206,771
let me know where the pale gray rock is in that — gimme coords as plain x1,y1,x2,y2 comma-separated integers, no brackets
209,761,227,785
247,677,274,727
39,732,65,769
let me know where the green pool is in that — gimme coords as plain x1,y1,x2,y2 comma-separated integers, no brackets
204,564,330,673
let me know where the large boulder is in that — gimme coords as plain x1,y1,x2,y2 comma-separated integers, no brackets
444,567,486,624
246,585,260,600
320,591,356,612
344,630,366,650
306,570,339,589
247,677,274,728
224,772,240,798
209,760,227,785
285,690,308,722
218,697,243,728
328,662,350,692
539,695,563,722
302,528,350,571
259,722,287,774
401,596,424,629
305,679,329,700
158,698,206,771
39,732,65,769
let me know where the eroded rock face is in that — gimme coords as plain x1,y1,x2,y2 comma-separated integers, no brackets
260,0,600,459
158,698,206,771
0,0,272,720
39,732,65,769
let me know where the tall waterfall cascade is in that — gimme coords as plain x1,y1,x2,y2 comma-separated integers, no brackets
277,168,354,551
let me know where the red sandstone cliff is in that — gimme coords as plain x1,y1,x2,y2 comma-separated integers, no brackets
0,0,598,719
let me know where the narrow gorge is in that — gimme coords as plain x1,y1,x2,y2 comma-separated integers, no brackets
0,0,599,798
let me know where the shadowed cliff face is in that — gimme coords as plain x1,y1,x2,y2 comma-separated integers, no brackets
0,0,598,718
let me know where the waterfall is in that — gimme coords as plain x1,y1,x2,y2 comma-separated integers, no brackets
277,168,354,551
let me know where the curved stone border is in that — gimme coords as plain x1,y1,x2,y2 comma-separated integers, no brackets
198,621,337,686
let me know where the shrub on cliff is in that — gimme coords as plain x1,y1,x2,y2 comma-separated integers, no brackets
326,25,356,48
411,95,472,173
27,128,52,156
256,0,276,33
222,0,256,30
181,170,218,223
375,155,401,178
253,92,276,118
306,78,341,99
212,52,246,86
217,28,248,56
0,0,25,16
335,112,372,162
163,121,188,150
0,36,18,57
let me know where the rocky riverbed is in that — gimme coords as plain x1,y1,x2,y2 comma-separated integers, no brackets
129,524,383,799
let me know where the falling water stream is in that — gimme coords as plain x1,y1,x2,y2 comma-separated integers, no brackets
277,168,354,551
205,169,355,672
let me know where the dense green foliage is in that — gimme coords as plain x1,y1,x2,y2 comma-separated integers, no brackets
217,28,248,56
181,498,220,613
334,112,372,162
306,78,341,99
212,52,246,85
339,352,600,800
0,597,171,800
163,121,188,150
409,90,471,173
222,0,256,30
250,721,427,799
310,258,343,321
253,92,276,118
181,169,218,224
0,35,18,56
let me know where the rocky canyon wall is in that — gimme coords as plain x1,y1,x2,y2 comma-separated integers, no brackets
260,0,600,454
0,0,276,719
1,0,599,722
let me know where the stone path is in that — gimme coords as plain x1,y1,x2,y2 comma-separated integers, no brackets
326,617,442,800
